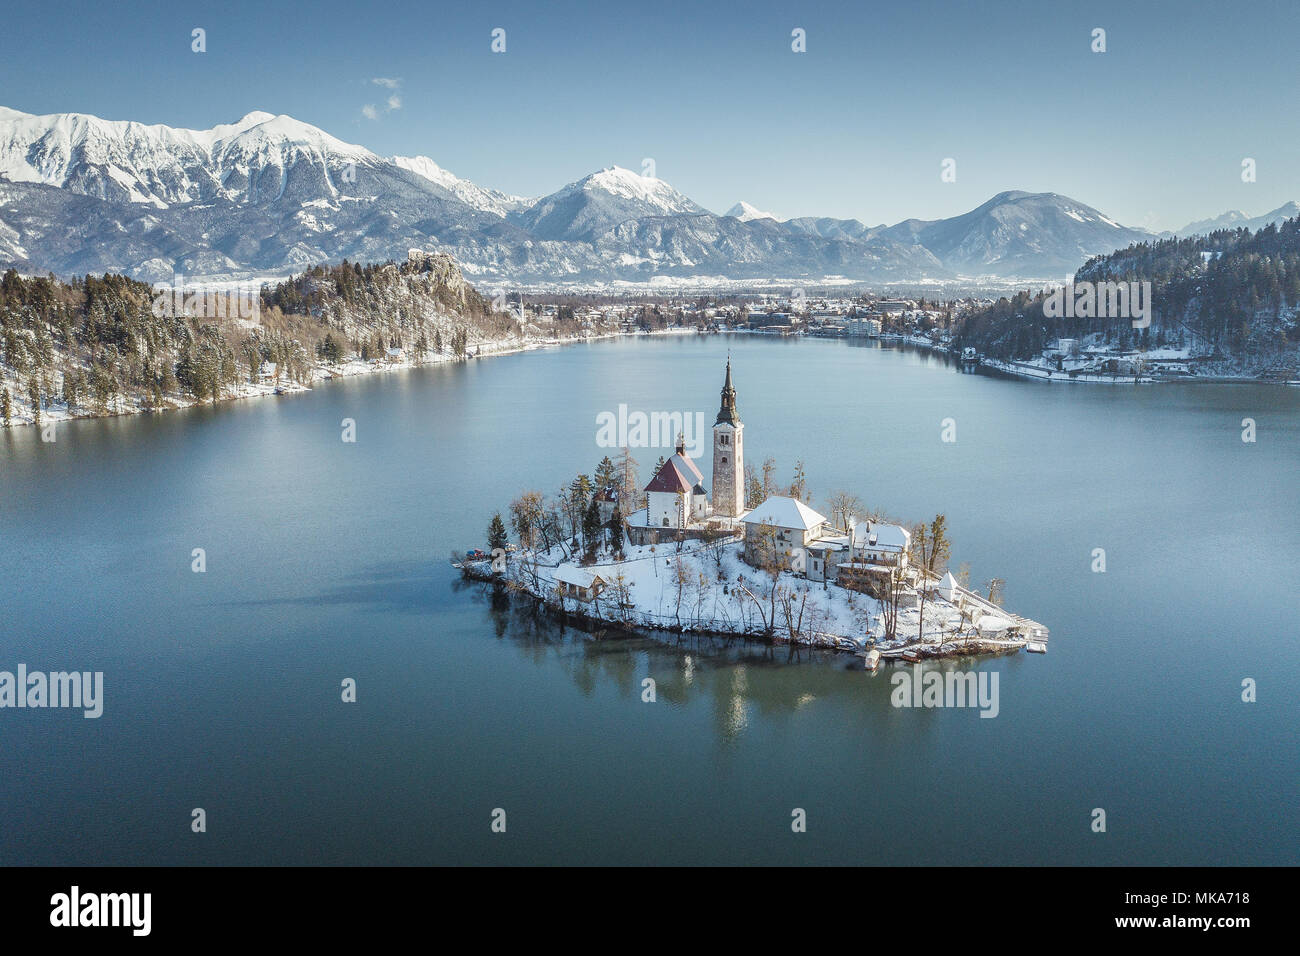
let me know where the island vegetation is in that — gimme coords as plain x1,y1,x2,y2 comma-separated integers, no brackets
464,454,1042,662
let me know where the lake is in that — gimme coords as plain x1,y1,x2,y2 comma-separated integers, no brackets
1,334,1296,865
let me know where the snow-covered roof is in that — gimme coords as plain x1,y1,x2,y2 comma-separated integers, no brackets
853,522,911,553
936,571,959,592
553,565,604,589
743,495,827,531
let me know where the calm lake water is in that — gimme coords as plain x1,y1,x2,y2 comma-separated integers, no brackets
1,334,1296,865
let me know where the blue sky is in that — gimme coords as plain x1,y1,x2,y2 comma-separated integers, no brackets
3,0,1298,229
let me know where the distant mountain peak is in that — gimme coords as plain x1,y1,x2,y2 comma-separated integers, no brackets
724,201,777,222
573,165,702,212
511,164,707,240
1176,202,1300,237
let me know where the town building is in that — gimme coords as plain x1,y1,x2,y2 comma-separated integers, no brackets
743,495,829,570
552,565,606,602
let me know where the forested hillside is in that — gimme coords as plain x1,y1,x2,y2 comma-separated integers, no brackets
954,218,1300,371
0,252,523,426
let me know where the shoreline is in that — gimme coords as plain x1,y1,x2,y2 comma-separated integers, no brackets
0,326,705,430
877,335,1292,386
458,538,1050,666
6,326,1291,431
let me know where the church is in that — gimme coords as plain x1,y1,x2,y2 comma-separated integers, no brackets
624,360,746,546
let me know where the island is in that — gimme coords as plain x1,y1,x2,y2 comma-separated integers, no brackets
460,361,1049,665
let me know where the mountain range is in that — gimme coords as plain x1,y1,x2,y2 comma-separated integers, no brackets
1171,202,1300,238
1,105,1282,287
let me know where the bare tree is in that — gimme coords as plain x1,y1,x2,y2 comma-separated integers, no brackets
671,555,691,629
616,446,641,511
509,492,545,549
761,457,777,499
702,527,729,580
607,570,635,624
734,521,785,636
878,564,907,642
826,490,864,532
788,459,809,502
777,584,810,643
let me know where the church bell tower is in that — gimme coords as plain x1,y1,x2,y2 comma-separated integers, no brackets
712,359,745,517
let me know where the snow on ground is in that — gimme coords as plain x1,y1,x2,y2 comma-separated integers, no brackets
509,537,975,651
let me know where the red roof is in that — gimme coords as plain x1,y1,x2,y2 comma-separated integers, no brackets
644,453,704,494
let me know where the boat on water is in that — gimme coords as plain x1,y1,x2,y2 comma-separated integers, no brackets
1026,641,1047,654
900,649,922,663
861,649,882,672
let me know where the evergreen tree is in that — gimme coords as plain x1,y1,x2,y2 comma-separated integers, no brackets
582,497,602,559
609,501,624,557
594,455,618,491
487,512,508,551
1,387,10,427
26,375,39,427
319,333,343,364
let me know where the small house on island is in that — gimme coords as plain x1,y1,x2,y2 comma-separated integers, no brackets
743,495,828,569
849,519,911,568
552,565,606,603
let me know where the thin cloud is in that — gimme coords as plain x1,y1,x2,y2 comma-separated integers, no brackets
361,78,403,119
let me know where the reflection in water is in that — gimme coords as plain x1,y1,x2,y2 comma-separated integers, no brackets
478,583,920,742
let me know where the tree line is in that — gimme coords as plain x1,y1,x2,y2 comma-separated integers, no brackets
954,217,1300,360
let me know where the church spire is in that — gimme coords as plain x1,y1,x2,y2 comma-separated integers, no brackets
715,358,740,426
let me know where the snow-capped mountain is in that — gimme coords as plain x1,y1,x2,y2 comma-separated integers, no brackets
0,106,1156,284
511,166,708,241
0,106,380,208
878,191,1151,276
724,201,778,222
391,154,532,218
1174,202,1300,237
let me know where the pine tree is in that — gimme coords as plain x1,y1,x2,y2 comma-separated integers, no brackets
320,333,343,364
609,501,624,558
487,512,508,551
594,455,618,492
582,497,602,559
1,387,10,427
27,375,39,427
